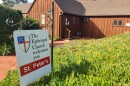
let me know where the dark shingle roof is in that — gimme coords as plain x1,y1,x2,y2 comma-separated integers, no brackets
54,0,130,16
12,3,32,13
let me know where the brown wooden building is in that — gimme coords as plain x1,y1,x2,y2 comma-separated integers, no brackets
27,0,130,38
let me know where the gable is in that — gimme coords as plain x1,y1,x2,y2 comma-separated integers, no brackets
12,3,32,14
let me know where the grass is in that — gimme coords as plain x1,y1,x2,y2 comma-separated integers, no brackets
0,33,130,86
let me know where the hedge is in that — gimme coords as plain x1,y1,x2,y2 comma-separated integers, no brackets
20,17,42,30
0,5,22,55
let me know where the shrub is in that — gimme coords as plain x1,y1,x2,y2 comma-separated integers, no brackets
0,5,22,55
0,42,12,56
0,33,130,85
20,18,42,30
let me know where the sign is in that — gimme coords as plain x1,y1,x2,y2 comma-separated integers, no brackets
13,30,51,86
41,15,45,24
126,23,130,26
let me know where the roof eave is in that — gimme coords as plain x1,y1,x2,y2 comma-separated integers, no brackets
86,15,130,17
28,0,63,14
63,12,130,17
27,0,36,13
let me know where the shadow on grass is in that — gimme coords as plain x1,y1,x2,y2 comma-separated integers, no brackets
29,60,93,86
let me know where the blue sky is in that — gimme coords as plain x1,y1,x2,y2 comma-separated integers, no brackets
0,0,34,4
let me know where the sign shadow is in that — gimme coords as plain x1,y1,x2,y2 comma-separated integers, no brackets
29,60,93,86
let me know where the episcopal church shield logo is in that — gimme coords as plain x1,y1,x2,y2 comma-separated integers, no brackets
17,36,30,53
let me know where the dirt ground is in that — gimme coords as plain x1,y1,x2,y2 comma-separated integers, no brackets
0,56,17,81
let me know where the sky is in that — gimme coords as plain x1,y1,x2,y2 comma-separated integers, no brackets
0,0,34,4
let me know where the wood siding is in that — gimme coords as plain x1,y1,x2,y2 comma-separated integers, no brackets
82,17,130,38
28,0,62,38
27,0,130,39
60,14,82,38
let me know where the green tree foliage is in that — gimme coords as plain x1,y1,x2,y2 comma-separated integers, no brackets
0,5,22,55
20,18,42,30
2,0,28,7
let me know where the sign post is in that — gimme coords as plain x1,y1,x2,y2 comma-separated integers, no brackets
6,2,55,86
51,2,54,71
13,30,51,86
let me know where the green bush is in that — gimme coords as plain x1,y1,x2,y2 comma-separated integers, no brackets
0,5,41,55
0,5,22,55
0,33,130,86
20,18,42,30
0,42,12,56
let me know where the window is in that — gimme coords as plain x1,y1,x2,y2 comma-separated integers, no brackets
84,17,88,23
118,20,123,26
113,20,118,26
65,18,70,26
113,20,123,26
41,14,45,24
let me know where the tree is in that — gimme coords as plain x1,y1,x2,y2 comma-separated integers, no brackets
2,0,28,7
0,5,22,55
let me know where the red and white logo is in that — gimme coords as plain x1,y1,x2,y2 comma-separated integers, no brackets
17,36,30,53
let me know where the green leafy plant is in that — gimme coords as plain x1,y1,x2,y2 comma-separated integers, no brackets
0,42,11,56
20,18,42,30
0,33,130,86
0,70,20,86
0,5,22,55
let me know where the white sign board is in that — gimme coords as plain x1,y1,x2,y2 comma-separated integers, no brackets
13,30,51,86
41,15,45,24
126,23,130,26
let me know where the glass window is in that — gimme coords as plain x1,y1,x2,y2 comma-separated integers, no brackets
118,20,123,26
84,17,88,23
113,20,123,26
113,20,118,26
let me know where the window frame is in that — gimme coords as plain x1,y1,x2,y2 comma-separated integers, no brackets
113,20,123,27
84,17,88,23
118,20,123,26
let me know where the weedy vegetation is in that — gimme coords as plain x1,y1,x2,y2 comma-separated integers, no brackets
0,33,130,86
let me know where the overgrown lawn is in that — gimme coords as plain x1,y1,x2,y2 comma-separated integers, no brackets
0,34,130,86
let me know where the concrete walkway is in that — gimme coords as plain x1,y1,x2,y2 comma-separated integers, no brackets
0,40,70,81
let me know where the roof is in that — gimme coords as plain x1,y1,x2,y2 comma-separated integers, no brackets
54,0,130,16
12,3,32,14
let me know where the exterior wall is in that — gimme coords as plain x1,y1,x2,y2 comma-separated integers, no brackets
23,14,28,18
28,0,62,38
82,17,130,38
60,14,82,38
27,0,130,39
